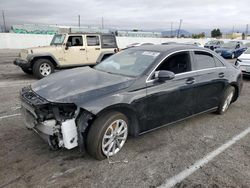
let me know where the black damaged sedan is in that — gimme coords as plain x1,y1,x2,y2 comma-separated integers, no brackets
21,45,243,160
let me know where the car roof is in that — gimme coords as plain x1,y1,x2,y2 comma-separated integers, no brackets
68,33,115,36
133,44,204,53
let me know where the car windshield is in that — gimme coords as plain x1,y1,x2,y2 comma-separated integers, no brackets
222,42,237,48
94,49,160,77
50,34,65,45
206,41,218,45
244,43,250,47
244,48,250,54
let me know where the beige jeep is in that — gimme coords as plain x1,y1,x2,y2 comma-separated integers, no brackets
14,33,118,78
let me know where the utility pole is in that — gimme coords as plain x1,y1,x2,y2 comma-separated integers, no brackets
245,24,249,36
170,22,173,37
78,15,80,29
101,17,104,29
2,10,6,32
177,19,182,38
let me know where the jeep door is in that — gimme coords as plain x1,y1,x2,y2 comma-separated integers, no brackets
85,35,102,65
63,35,87,66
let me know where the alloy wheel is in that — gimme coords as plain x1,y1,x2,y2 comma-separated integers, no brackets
39,63,51,76
222,91,234,112
102,119,128,157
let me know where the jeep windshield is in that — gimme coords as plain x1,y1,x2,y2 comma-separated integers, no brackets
50,34,65,45
94,49,160,77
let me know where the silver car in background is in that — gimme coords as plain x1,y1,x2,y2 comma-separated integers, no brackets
236,47,250,76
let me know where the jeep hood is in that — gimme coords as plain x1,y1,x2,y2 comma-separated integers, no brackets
31,67,134,104
26,46,58,53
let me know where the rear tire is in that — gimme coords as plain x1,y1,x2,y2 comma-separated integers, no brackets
33,59,54,79
216,86,235,114
86,111,129,160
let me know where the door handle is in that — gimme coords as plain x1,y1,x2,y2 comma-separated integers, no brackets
80,48,85,51
95,48,100,50
186,78,195,85
218,72,225,78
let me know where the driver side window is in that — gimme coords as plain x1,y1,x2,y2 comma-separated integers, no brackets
156,51,191,74
67,36,83,46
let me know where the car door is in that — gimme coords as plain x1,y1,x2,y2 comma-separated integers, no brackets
63,35,87,66
85,35,102,65
191,50,227,114
142,51,197,132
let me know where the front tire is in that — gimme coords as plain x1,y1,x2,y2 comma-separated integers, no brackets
216,86,235,114
33,59,54,79
87,112,129,160
21,68,33,75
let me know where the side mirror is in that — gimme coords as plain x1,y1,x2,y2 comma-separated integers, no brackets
65,42,71,50
155,70,175,82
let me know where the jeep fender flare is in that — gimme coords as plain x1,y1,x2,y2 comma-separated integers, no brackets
28,53,60,68
96,52,115,64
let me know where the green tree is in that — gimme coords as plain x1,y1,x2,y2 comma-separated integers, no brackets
192,32,205,38
211,29,222,38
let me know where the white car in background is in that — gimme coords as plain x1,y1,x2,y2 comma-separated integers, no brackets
236,48,250,76
184,42,204,48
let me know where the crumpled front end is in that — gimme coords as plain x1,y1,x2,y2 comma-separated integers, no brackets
20,86,82,150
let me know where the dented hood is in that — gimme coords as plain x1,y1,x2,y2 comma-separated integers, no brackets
31,67,134,104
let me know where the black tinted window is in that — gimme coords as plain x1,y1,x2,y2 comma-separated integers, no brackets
194,51,215,70
102,35,117,48
87,36,100,46
156,52,191,74
67,36,83,46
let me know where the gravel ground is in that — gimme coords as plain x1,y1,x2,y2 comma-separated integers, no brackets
0,50,249,188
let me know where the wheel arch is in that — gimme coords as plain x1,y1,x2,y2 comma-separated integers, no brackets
30,55,58,68
95,104,140,137
229,82,239,102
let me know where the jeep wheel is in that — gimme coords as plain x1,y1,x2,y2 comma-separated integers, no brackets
21,68,33,75
33,59,54,79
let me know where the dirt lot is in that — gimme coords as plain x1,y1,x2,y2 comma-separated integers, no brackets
0,50,249,188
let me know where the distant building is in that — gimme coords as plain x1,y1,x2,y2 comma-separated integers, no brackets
223,32,243,39
10,24,111,35
10,24,59,35
117,30,162,38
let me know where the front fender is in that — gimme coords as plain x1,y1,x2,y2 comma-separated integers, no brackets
27,53,60,66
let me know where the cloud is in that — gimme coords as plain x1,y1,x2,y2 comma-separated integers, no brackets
0,0,249,32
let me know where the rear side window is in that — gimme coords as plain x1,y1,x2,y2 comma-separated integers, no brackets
101,35,117,48
86,36,100,46
194,51,216,70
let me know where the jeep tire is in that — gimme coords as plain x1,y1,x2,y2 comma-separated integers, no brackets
33,59,55,79
21,67,33,75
